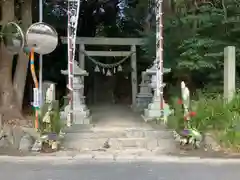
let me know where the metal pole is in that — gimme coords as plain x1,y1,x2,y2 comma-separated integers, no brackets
39,0,43,106
155,0,164,119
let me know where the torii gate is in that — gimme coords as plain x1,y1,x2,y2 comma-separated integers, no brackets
61,36,144,107
66,0,164,124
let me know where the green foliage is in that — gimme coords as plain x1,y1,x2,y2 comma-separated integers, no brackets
190,96,233,131
142,32,156,60
50,110,62,135
144,0,240,89
167,97,185,131
39,101,63,135
168,92,240,148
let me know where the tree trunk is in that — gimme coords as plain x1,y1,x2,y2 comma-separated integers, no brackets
0,0,14,107
13,0,32,110
0,0,24,122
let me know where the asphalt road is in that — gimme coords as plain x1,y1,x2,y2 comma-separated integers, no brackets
1,158,240,180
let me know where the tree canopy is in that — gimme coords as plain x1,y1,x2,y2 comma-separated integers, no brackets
44,0,120,36
144,0,240,92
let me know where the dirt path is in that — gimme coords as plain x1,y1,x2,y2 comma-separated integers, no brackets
90,104,151,128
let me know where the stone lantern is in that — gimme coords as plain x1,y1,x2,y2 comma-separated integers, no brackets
141,62,171,121
61,61,92,125
135,71,153,112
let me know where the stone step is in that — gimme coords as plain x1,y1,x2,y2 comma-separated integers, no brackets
63,137,170,150
57,148,157,157
65,129,172,139
63,124,94,132
56,144,178,158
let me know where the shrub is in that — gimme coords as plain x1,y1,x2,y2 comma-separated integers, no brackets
167,97,184,131
39,100,63,135
168,92,240,148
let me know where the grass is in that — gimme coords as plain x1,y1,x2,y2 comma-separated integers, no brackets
167,92,240,151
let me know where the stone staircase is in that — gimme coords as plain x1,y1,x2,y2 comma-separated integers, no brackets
63,125,176,154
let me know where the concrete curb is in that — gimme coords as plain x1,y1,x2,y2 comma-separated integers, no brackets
1,154,240,164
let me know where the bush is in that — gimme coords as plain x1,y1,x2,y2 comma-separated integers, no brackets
39,100,63,135
168,92,240,148
167,97,184,131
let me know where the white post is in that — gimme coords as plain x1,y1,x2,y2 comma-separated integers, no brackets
224,46,236,102
131,45,137,108
39,0,43,106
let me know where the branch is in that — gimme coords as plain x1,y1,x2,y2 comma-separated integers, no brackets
221,0,227,20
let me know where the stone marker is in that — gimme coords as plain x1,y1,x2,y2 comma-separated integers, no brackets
224,46,236,102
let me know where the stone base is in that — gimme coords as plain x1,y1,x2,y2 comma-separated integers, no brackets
142,109,163,122
60,109,92,125
73,111,92,125
141,114,167,124
135,95,152,112
141,114,154,122
148,101,161,109
73,104,87,110
73,108,90,117
144,109,161,118
142,102,171,122
74,116,92,125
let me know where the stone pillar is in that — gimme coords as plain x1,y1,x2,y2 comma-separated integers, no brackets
224,46,236,102
131,45,137,108
135,72,152,112
79,44,85,70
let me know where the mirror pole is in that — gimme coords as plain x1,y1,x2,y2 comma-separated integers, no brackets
39,57,43,106
30,49,39,129
39,0,43,106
